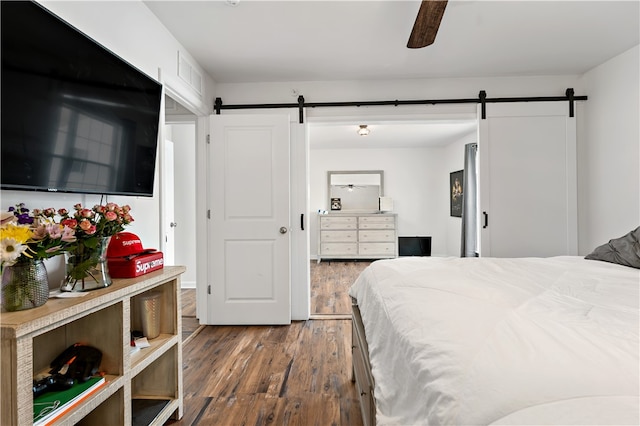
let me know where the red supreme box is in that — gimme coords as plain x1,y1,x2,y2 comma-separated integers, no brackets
107,232,164,278
107,251,164,278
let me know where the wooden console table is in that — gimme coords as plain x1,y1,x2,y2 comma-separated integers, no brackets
1,266,185,425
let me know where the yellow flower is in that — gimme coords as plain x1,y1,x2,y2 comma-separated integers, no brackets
0,223,32,244
0,223,33,268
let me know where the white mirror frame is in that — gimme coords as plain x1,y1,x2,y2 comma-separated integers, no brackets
327,170,384,212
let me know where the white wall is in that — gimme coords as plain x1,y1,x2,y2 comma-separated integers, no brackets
215,75,583,106
311,147,446,255
578,45,640,253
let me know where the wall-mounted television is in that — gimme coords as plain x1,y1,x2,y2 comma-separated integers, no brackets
1,1,163,197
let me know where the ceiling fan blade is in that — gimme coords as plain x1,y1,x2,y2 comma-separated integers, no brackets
407,0,448,49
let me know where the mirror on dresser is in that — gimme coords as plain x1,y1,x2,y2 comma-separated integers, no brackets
328,170,384,211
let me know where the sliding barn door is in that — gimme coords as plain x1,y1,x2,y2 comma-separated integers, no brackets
478,102,577,257
207,114,291,325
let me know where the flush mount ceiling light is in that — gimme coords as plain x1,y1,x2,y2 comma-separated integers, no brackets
338,184,364,192
358,125,370,136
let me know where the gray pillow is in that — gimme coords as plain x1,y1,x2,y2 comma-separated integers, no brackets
585,227,640,268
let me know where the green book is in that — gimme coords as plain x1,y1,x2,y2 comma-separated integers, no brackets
33,376,105,425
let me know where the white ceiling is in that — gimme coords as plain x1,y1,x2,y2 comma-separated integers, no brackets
150,0,639,148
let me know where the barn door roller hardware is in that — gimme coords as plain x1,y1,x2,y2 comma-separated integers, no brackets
214,88,586,123
477,88,581,119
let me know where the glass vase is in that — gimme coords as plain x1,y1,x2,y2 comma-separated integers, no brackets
1,259,50,312
61,236,112,292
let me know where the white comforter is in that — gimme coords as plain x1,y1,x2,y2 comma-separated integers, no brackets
349,256,640,425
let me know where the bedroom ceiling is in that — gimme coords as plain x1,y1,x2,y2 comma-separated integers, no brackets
150,0,639,148
145,0,639,83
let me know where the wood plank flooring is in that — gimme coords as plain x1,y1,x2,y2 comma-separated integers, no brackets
310,260,371,316
173,261,371,425
171,320,361,426
181,287,201,343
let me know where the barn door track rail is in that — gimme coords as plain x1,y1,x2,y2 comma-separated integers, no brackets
214,88,586,124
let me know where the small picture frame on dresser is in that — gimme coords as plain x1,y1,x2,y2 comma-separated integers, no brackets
331,198,342,211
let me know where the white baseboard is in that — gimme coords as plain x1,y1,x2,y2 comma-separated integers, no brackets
180,281,196,289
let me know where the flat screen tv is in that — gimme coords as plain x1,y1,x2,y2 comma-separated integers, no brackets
398,236,432,257
1,1,162,197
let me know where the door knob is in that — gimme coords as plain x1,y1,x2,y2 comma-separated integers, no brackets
170,222,178,228
279,227,288,234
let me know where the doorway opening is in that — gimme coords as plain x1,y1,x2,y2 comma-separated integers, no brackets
164,94,199,331
307,116,477,317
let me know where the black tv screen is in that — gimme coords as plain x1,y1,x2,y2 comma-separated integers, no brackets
398,236,432,256
1,1,162,197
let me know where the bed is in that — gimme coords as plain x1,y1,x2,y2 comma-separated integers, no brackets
349,229,640,426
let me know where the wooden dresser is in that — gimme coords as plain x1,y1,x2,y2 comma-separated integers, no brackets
318,213,398,262
1,266,185,426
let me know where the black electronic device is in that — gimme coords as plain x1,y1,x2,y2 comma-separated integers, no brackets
1,1,162,197
398,236,432,257
33,374,75,397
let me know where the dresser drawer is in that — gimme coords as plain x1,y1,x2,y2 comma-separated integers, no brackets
320,216,357,230
360,215,394,224
321,243,358,256
321,230,357,243
359,243,396,256
358,221,395,230
358,230,396,242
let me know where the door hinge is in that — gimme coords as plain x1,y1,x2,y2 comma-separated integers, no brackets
206,134,210,144
207,209,211,219
207,284,211,295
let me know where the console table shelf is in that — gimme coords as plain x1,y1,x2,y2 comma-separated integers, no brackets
1,266,185,426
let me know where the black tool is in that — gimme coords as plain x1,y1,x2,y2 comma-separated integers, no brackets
33,374,75,397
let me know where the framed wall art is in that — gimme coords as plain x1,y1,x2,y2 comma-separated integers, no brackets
450,170,463,217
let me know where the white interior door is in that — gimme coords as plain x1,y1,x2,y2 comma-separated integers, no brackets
163,139,176,265
207,114,291,325
478,102,577,257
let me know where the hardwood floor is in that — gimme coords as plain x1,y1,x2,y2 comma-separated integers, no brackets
181,288,201,344
310,260,371,316
174,262,371,425
171,320,361,426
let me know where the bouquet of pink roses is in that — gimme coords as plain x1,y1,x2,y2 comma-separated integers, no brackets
59,202,134,242
59,203,134,291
